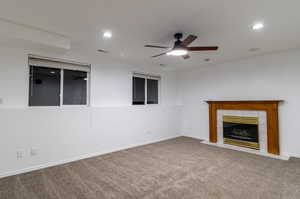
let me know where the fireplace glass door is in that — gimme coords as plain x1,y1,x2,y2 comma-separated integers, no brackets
223,115,259,150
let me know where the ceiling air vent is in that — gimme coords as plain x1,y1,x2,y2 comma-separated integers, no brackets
97,49,109,53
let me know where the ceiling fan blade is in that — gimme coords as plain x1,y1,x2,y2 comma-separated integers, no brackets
152,52,167,58
187,46,219,51
182,54,190,59
145,45,170,49
181,35,197,47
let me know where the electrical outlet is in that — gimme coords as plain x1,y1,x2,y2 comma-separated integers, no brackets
30,148,38,156
16,150,24,159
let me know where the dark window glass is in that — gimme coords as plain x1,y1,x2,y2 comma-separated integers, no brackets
132,77,145,105
147,79,158,104
29,66,61,106
63,70,87,105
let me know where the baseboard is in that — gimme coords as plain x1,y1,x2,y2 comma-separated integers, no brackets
0,135,180,179
286,153,300,160
180,135,204,142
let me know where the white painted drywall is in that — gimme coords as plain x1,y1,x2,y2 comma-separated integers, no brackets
0,18,70,51
3,30,300,178
178,50,300,157
0,46,181,178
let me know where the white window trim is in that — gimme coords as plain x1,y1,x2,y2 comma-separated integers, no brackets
132,72,161,106
28,56,91,108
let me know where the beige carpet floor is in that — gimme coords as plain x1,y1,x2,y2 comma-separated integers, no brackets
1,137,300,199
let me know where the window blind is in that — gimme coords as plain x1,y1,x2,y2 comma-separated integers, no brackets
28,55,90,72
133,72,161,80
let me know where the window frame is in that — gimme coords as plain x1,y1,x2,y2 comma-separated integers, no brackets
28,56,91,108
61,69,91,107
132,73,161,106
28,66,62,107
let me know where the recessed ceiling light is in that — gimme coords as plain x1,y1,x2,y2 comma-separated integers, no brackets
252,22,264,31
103,31,112,39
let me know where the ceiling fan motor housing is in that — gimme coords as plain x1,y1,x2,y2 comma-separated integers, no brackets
174,33,186,49
174,33,183,40
174,40,184,49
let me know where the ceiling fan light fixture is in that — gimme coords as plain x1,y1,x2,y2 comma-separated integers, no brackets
167,49,188,56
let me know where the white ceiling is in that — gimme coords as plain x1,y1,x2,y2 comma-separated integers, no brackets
1,0,300,70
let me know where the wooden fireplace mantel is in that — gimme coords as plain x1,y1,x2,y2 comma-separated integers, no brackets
206,100,283,155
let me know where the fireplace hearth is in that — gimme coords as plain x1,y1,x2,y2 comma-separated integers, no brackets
223,115,259,150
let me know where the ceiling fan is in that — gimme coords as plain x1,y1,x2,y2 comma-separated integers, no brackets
144,33,218,59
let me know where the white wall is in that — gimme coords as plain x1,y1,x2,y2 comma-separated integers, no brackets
0,46,181,178
3,36,300,178
178,50,300,157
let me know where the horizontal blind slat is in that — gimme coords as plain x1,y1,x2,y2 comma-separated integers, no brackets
29,57,90,72
133,72,161,80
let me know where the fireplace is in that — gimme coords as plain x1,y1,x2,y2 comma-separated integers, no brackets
206,100,282,155
223,115,259,150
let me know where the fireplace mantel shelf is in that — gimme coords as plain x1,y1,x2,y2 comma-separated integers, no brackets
206,100,283,103
205,100,283,155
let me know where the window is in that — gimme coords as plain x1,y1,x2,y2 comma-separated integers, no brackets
29,66,61,106
63,70,87,105
132,73,160,105
132,77,145,105
147,79,158,104
28,56,90,106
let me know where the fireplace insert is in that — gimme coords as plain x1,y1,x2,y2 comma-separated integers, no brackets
223,115,259,150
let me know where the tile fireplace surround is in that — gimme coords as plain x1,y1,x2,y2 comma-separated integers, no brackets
205,100,285,159
218,110,267,151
